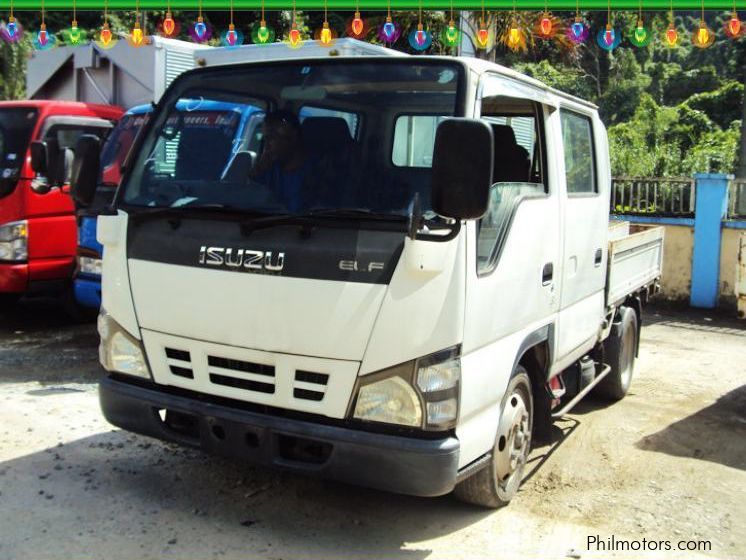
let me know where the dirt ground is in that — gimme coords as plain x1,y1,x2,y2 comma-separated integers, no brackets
0,299,744,560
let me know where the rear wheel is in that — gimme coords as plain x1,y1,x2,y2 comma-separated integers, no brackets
596,306,637,401
454,367,533,508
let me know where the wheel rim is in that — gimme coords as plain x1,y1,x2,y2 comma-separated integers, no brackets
494,388,531,496
619,324,635,389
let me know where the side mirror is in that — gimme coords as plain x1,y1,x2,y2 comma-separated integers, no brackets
431,118,494,220
30,141,49,174
70,134,101,208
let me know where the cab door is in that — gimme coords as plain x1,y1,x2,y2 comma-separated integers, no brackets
26,116,114,283
555,108,609,366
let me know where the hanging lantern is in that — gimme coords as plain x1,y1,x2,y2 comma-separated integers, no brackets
692,20,715,48
190,16,212,43
350,11,365,37
288,21,302,48
536,12,558,40
629,17,652,46
37,23,49,47
596,23,620,51
2,16,22,43
442,19,460,47
96,21,117,48
252,19,275,44
159,11,180,38
476,20,489,49
408,22,432,51
724,11,743,38
378,16,400,43
663,22,678,47
33,22,55,50
316,20,336,46
567,16,588,44
64,18,88,45
221,23,244,47
6,16,18,39
504,19,525,52
129,20,146,47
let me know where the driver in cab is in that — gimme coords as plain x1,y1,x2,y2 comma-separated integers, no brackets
251,111,314,213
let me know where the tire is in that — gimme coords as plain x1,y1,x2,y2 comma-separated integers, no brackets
454,367,533,508
596,306,637,401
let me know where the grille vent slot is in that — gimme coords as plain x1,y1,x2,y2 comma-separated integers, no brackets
165,347,193,379
208,355,275,394
293,370,329,401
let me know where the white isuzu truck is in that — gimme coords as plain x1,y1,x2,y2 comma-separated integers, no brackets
70,56,663,508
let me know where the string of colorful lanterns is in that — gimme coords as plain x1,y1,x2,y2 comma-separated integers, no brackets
1,5,743,52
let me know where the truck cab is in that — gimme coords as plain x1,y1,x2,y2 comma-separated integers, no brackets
0,100,122,307
75,58,661,507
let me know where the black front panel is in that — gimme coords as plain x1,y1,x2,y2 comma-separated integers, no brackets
127,218,404,284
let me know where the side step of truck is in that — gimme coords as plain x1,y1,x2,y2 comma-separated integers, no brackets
550,363,612,419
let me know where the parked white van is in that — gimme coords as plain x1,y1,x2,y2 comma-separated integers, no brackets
71,57,663,508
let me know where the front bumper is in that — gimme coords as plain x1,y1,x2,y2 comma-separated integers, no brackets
74,277,101,309
100,376,461,497
0,263,28,293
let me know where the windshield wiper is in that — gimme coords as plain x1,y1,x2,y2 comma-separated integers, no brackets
240,207,406,234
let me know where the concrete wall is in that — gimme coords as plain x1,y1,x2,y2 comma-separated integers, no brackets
658,224,695,301
721,228,745,301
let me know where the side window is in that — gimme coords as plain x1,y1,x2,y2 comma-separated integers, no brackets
560,110,596,194
45,125,111,150
477,93,547,273
299,106,358,137
391,115,447,168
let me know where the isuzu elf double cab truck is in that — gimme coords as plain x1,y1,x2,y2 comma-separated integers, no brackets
70,57,663,508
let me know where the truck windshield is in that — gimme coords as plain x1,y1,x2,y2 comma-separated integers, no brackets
100,112,151,186
0,108,38,174
120,61,463,217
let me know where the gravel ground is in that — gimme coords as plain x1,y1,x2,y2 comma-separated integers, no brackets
0,300,744,560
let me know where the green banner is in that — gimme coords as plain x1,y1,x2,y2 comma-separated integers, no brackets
3,1,742,9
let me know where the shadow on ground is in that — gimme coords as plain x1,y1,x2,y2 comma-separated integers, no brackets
0,428,496,560
636,384,746,471
0,297,100,384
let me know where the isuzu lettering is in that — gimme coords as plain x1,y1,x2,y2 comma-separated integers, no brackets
71,58,663,507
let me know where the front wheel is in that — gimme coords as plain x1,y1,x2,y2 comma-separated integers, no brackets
454,367,533,508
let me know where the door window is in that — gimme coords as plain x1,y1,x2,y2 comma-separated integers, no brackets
560,110,596,195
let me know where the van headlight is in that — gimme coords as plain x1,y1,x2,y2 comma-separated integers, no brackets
98,310,150,379
352,346,460,430
0,220,28,262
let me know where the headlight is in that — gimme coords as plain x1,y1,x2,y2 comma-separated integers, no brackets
352,346,461,430
0,220,28,262
78,255,102,276
98,309,150,379
353,373,422,427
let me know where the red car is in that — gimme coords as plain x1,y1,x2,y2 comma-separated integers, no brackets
0,100,122,308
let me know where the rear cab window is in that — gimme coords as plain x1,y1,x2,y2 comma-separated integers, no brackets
560,110,597,195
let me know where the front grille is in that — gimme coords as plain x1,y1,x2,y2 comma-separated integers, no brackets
208,356,275,377
293,370,328,402
207,355,276,395
165,347,193,379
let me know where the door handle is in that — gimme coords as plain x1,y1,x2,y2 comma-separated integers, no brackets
594,248,603,267
542,262,553,285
